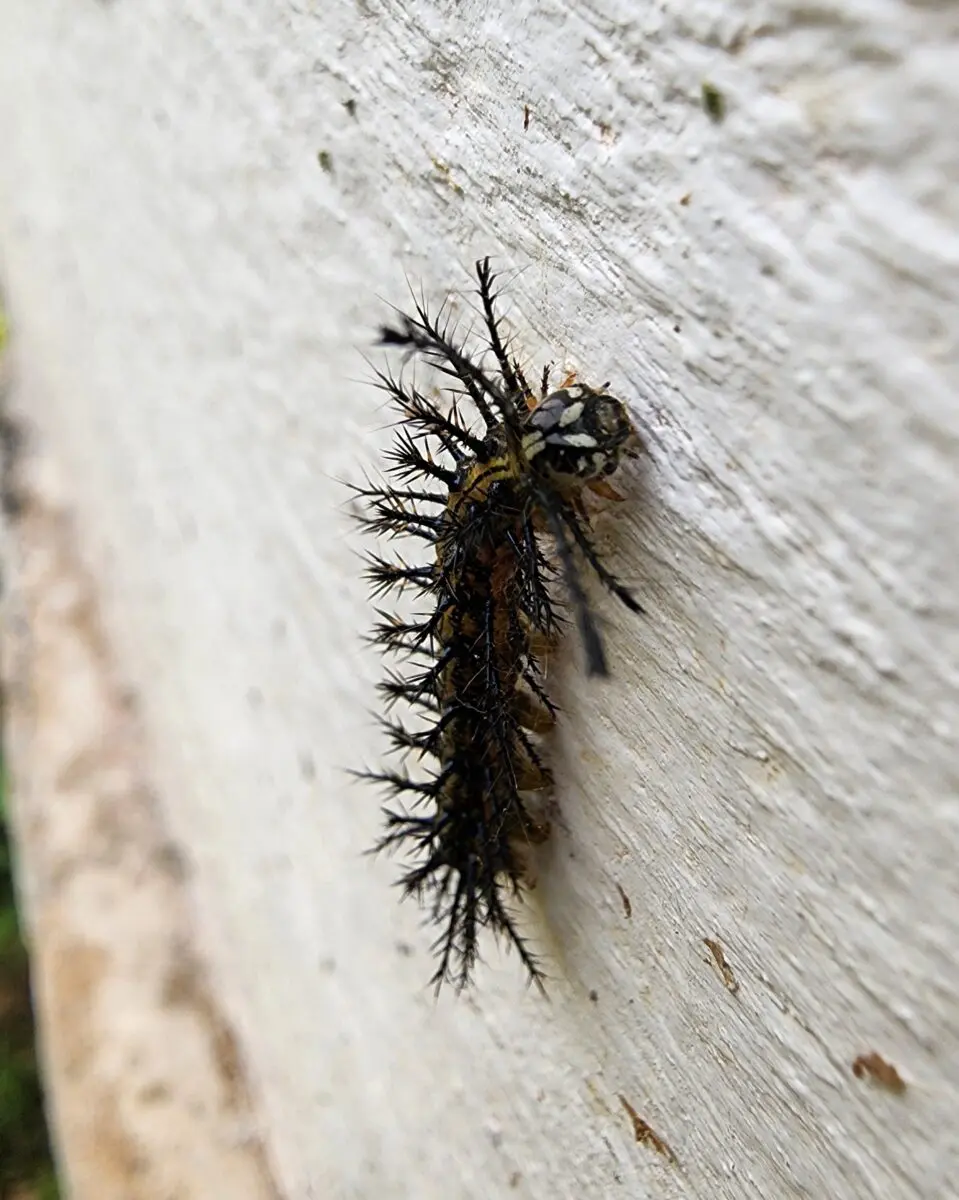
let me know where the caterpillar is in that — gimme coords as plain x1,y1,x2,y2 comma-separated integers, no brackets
356,259,642,992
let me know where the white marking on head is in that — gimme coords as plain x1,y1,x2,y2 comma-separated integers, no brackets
558,400,585,428
561,432,599,449
522,431,547,458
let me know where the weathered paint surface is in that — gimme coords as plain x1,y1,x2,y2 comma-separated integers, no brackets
1,2,956,1197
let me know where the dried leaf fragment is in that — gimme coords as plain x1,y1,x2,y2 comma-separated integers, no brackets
618,1096,678,1164
704,937,739,993
852,1052,906,1095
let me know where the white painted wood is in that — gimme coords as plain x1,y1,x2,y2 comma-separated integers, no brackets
1,1,956,1197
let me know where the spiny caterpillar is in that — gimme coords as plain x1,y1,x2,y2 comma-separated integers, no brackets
356,259,642,992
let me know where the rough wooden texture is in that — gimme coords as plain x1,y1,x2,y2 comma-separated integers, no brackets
1,2,956,1198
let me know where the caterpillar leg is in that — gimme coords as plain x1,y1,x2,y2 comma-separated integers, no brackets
515,757,552,792
513,688,556,734
527,626,561,658
508,813,552,890
586,478,627,502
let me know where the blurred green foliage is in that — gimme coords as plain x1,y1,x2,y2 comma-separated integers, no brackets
0,762,59,1198
0,300,60,1200
1,767,58,1198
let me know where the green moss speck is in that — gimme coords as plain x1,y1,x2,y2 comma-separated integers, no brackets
701,81,726,123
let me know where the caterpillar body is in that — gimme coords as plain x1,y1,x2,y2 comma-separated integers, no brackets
356,259,642,992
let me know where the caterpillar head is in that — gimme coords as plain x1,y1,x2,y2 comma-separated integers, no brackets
522,384,639,482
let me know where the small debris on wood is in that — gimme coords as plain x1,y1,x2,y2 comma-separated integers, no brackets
679,193,692,206
701,81,726,123
343,98,358,118
852,1052,906,1095
616,882,632,919
429,157,464,196
317,150,333,174
618,1096,678,1164
704,937,739,994
523,104,531,132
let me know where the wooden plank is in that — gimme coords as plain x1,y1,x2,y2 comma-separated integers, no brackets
1,1,956,1196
